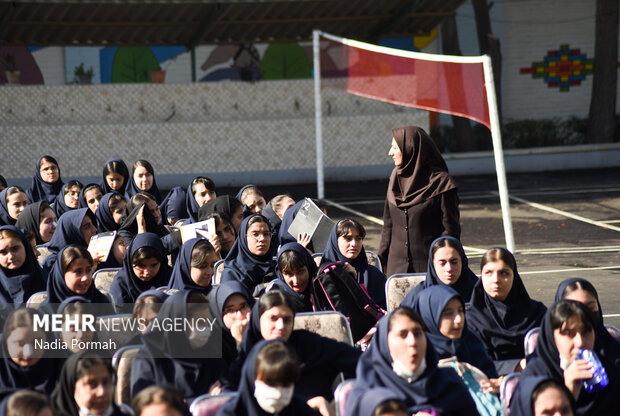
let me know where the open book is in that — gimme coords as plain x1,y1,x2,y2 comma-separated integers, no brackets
287,198,334,251
87,231,117,263
180,218,216,244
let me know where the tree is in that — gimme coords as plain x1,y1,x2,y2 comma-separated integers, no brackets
587,0,619,143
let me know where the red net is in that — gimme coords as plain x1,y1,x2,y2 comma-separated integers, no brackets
320,38,491,129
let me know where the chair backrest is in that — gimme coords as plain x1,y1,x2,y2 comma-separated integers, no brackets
212,259,225,285
312,252,323,267
96,314,137,348
189,393,237,416
112,345,141,405
500,372,520,415
605,324,620,341
36,245,52,264
384,273,426,311
365,250,382,273
294,311,354,346
334,379,355,416
26,291,48,308
93,267,120,292
523,327,540,356
116,402,135,415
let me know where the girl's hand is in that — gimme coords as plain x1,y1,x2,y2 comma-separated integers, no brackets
231,312,251,347
136,205,147,234
297,233,311,248
342,262,357,278
306,396,334,416
208,234,221,254
564,358,594,397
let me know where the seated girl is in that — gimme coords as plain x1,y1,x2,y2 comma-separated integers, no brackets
224,290,360,401
159,186,187,226
221,214,276,293
401,236,479,305
217,340,321,416
520,300,620,415
15,201,56,245
0,225,46,305
95,193,126,232
127,289,168,345
322,219,386,309
208,280,253,365
0,187,28,226
346,307,478,416
50,351,126,416
4,390,53,416
167,238,218,295
27,155,63,203
79,183,103,214
206,212,237,259
198,195,244,234
267,242,317,312
237,185,267,215
187,176,216,222
131,385,188,416
466,247,546,375
509,376,575,416
52,181,83,219
110,232,172,313
56,297,98,356
101,158,130,195
261,195,295,247
131,290,226,401
125,160,162,204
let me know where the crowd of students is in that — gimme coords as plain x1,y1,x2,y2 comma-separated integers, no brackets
0,126,618,416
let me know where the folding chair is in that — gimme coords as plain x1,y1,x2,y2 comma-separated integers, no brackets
523,327,540,356
36,245,51,264
294,311,354,346
500,372,520,415
189,392,237,416
26,291,48,309
365,250,382,273
112,345,141,405
334,379,355,416
212,259,225,285
93,267,121,292
384,273,425,311
96,314,137,349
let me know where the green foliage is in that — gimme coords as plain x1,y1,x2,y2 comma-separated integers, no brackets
74,63,94,77
111,47,160,83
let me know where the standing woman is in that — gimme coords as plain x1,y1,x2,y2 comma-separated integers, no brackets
125,160,162,204
27,156,64,203
101,158,130,195
378,126,460,275
15,201,57,245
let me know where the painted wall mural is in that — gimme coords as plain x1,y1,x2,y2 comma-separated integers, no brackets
520,44,593,92
0,46,44,85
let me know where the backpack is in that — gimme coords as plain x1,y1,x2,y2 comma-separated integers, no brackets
311,262,384,342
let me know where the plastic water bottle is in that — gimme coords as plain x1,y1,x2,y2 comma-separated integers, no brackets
577,348,608,393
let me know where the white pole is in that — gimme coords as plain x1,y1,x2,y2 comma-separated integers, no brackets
313,30,325,199
483,55,515,252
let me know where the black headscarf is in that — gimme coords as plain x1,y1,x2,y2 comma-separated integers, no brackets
217,339,318,416
346,310,477,416
411,285,498,378
131,290,226,400
221,215,276,292
124,168,162,204
0,225,46,305
322,221,386,309
402,236,478,306
95,192,123,232
167,238,212,295
45,246,112,307
119,201,168,239
278,199,303,246
466,249,546,375
26,156,64,204
198,195,241,223
522,300,620,416
509,375,575,416
387,126,456,209
109,232,172,308
100,158,130,195
52,183,76,219
41,208,97,278
0,176,6,189
160,186,188,225
78,183,102,211
15,201,49,245
0,189,18,226
185,183,201,223
267,242,316,313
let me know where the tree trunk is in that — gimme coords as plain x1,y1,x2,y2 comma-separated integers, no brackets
587,0,619,143
441,13,474,152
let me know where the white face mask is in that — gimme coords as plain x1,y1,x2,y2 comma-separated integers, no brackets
188,328,210,349
254,380,294,413
392,357,427,383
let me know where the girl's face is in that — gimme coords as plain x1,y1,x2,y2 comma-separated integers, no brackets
193,183,216,207
39,160,59,183
190,251,218,287
337,228,363,260
84,188,103,214
247,222,271,257
136,305,159,335
139,403,183,416
73,364,114,415
260,305,294,341
533,385,574,416
7,192,28,220
222,293,251,330
80,215,97,245
275,197,295,220
553,316,595,362
231,207,244,233
65,258,93,294
481,260,514,301
111,200,127,225
111,237,127,265
134,166,154,191
216,220,236,252
432,246,462,285
133,257,161,281
388,138,403,167
564,289,599,315
105,172,125,191
39,207,57,243
245,193,266,215
7,326,45,367
438,297,465,339
147,200,161,225
0,236,26,270
64,186,81,209
388,314,427,373
282,265,309,294
61,312,94,353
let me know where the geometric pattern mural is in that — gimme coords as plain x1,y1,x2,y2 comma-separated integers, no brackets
520,44,593,92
